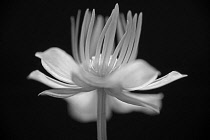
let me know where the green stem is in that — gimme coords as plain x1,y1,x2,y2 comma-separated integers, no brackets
97,88,107,140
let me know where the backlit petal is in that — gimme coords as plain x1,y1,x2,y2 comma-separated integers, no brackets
65,90,112,122
107,60,160,89
35,47,79,84
72,72,94,88
139,71,188,90
39,87,95,98
78,67,109,88
28,70,79,88
106,88,163,114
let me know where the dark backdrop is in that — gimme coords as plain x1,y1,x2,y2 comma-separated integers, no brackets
1,0,208,140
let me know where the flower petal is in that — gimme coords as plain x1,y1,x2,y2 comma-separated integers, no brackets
35,47,79,83
28,70,80,88
139,71,188,90
106,88,163,114
72,72,94,88
107,60,160,89
65,90,112,122
39,87,95,98
78,67,109,88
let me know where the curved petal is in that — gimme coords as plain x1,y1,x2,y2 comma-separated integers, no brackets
106,88,163,114
72,72,94,88
28,70,80,88
78,67,110,88
139,71,188,90
65,90,112,122
39,87,95,98
107,60,160,89
35,47,79,84
108,96,160,114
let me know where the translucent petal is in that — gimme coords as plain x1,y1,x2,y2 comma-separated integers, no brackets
35,47,79,84
72,72,94,88
106,88,163,114
27,70,79,88
107,59,160,89
39,87,95,98
65,90,112,122
78,67,115,88
139,71,188,90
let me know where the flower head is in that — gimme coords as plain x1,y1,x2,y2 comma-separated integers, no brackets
28,4,187,122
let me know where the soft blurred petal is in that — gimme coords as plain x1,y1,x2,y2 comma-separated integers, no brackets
65,90,112,122
72,72,95,88
78,67,109,88
39,87,95,98
28,70,79,88
35,47,79,83
106,88,163,114
139,71,188,90
108,60,160,89
108,96,160,114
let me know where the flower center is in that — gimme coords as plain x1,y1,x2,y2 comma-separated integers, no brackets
85,54,118,77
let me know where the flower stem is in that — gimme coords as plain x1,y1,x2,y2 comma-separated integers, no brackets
97,88,107,140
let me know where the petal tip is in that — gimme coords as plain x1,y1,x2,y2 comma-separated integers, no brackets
182,74,188,77
35,52,42,58
115,3,119,9
171,71,188,78
143,93,164,114
38,91,53,97
38,91,54,97
38,91,46,96
27,70,38,80
27,73,32,80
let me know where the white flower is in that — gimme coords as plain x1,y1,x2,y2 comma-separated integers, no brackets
28,4,187,122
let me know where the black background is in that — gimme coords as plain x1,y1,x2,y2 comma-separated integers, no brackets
1,0,208,139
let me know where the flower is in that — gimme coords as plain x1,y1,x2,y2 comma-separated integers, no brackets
28,4,187,122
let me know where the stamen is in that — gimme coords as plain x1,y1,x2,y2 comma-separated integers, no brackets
101,4,119,74
116,14,124,42
107,19,130,72
93,9,113,73
79,9,90,63
114,11,132,68
128,13,143,62
85,9,95,64
75,11,81,63
89,16,104,58
122,13,137,65
71,10,81,63
70,17,75,57
120,13,126,31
